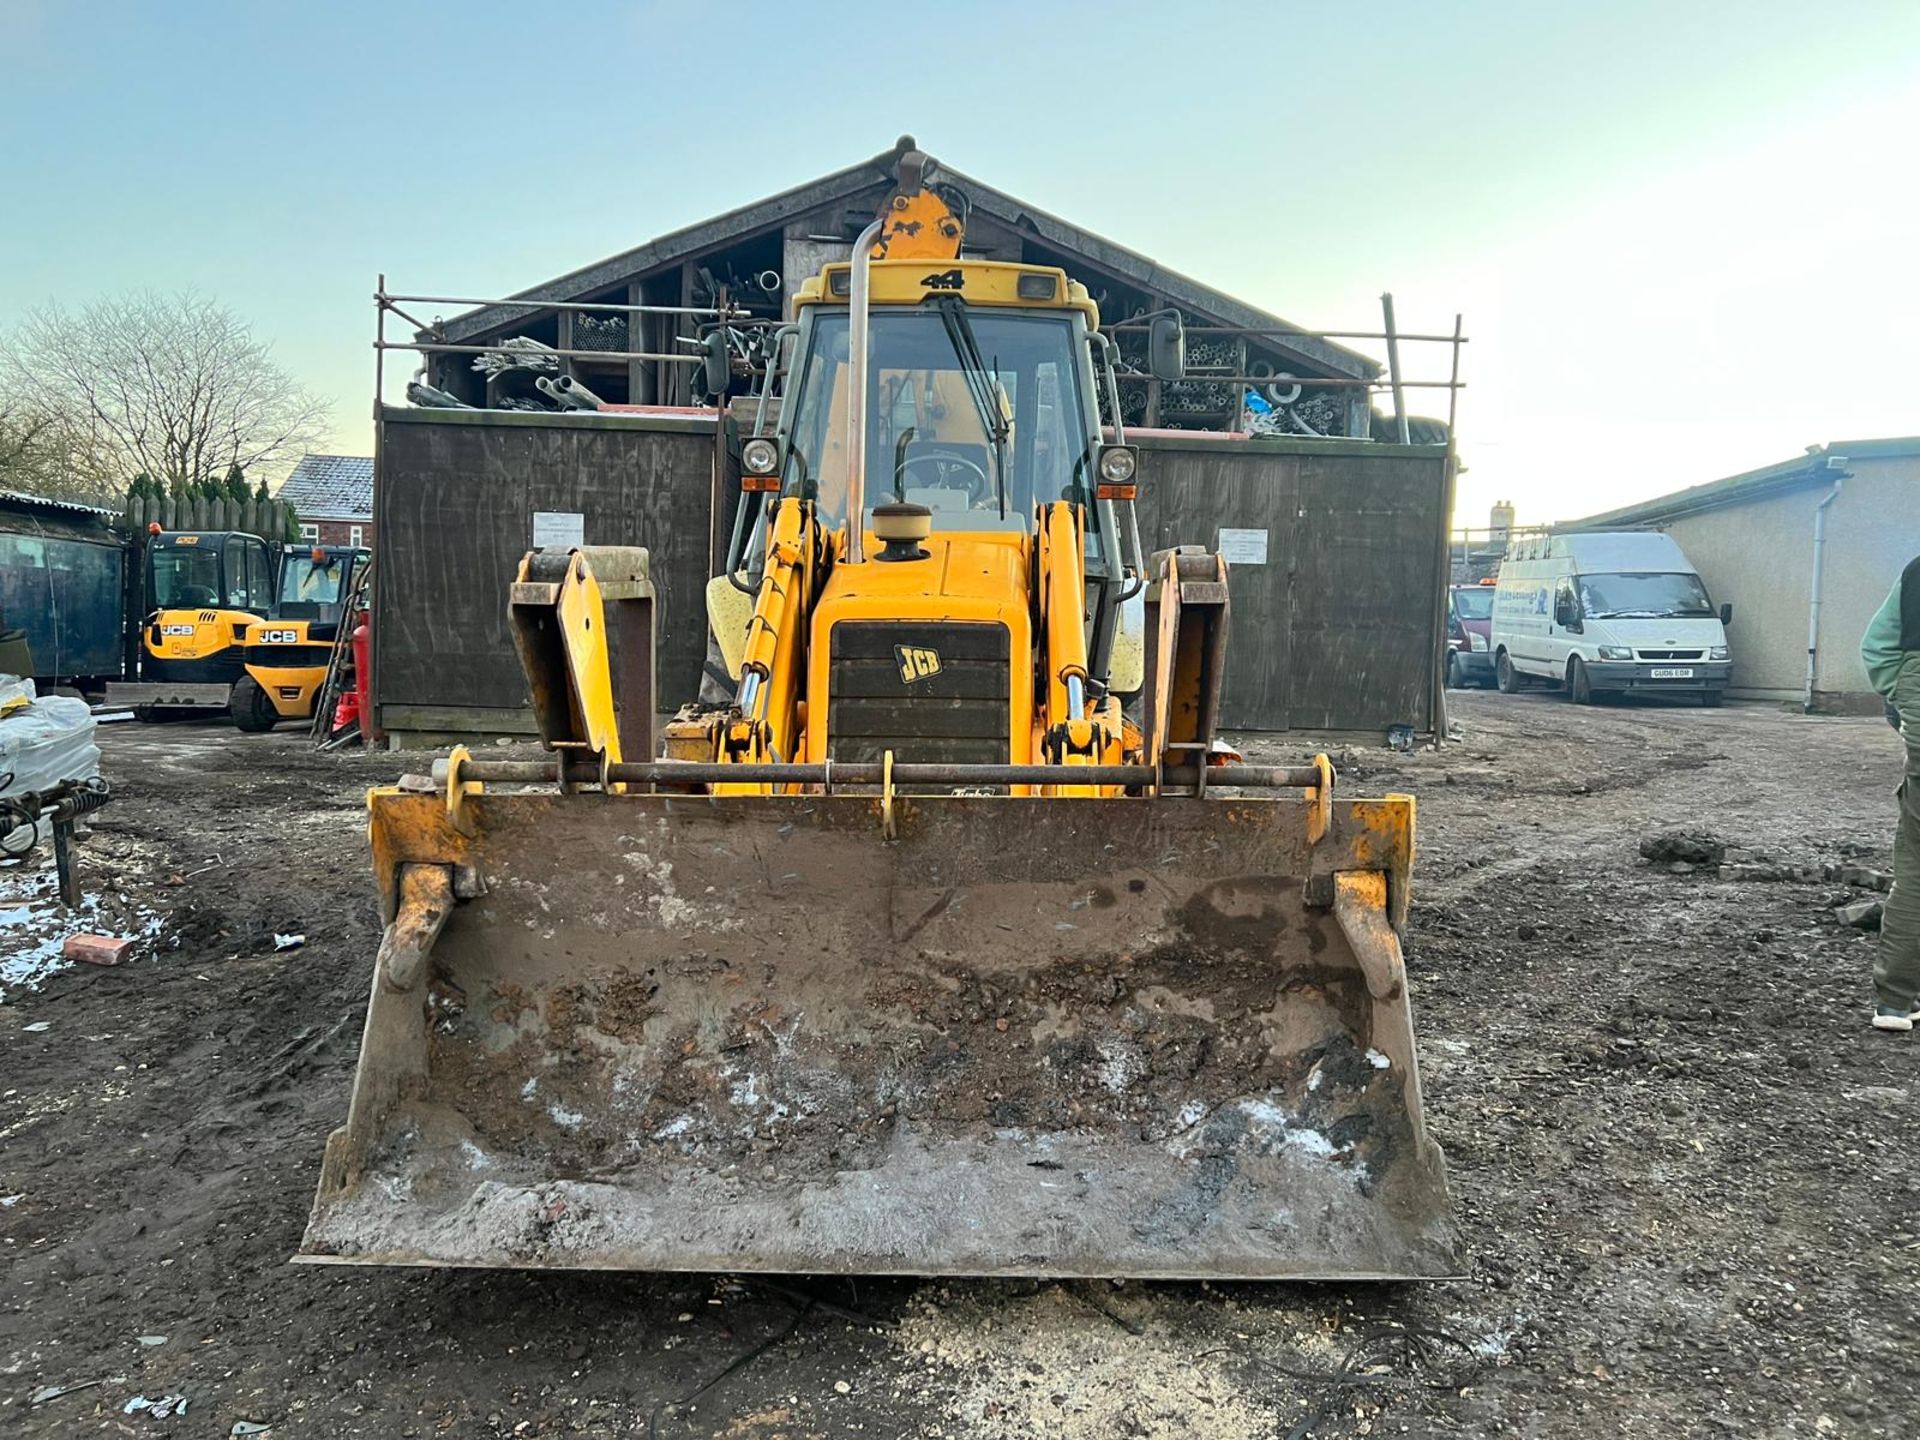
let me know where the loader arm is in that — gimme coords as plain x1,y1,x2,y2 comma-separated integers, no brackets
718,498,822,783
506,546,657,791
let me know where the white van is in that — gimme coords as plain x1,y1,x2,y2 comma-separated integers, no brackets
1490,531,1732,706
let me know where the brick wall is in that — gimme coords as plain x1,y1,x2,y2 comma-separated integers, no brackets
298,516,374,549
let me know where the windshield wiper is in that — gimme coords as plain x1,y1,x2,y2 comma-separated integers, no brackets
932,296,1009,519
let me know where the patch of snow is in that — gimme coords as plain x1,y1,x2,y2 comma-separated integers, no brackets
0,866,162,1000
729,1073,765,1109
548,1103,585,1129
1096,1040,1143,1094
459,1140,493,1170
1283,1128,1338,1159
520,1078,539,1100
1366,1048,1391,1070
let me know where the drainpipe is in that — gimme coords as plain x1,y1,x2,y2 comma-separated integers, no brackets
1803,459,1848,713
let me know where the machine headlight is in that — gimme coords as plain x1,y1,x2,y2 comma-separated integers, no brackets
1095,445,1139,500
1597,646,1634,661
1710,645,1729,661
1468,632,1488,651
741,437,780,475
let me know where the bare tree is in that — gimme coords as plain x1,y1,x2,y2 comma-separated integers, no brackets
0,290,330,493
0,396,120,506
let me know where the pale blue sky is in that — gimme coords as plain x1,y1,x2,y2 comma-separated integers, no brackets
3,0,1916,524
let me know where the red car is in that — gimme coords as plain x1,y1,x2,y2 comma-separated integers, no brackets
1446,583,1496,688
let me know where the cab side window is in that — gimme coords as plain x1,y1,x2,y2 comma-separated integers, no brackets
1554,581,1580,629
230,539,271,613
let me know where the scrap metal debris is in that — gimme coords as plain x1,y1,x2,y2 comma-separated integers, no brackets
124,1392,190,1418
30,1376,122,1405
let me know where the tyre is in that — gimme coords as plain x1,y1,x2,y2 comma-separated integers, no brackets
1496,651,1523,694
132,704,159,724
229,675,280,733
1568,656,1595,705
1446,651,1463,689
1699,689,1724,708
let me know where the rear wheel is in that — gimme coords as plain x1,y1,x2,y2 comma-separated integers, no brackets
132,704,160,724
1567,656,1595,705
230,676,279,733
1446,651,1464,689
1496,651,1523,694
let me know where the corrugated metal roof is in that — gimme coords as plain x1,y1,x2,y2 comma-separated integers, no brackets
0,489,121,520
1561,436,1920,530
276,454,373,520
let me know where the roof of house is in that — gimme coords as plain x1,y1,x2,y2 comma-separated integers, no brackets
277,454,373,521
1562,436,1920,530
433,141,1380,380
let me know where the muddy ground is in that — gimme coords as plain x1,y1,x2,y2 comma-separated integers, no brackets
3,692,1916,1438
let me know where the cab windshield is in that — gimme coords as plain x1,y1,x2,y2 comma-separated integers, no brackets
1451,587,1494,621
1578,571,1715,619
781,308,1093,532
152,548,223,609
280,555,348,607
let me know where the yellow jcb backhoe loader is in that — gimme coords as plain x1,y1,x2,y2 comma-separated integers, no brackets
302,146,1454,1280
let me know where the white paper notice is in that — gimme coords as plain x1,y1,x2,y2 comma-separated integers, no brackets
532,511,585,550
1217,527,1269,566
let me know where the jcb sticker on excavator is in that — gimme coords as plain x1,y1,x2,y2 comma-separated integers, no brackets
160,624,197,636
256,629,299,644
894,644,942,683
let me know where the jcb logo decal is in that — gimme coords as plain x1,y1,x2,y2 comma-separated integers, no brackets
160,624,196,636
895,645,942,684
257,629,299,644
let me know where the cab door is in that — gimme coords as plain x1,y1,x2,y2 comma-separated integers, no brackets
1548,577,1582,674
226,537,274,615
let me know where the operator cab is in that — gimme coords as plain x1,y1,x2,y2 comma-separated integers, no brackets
146,531,275,616
275,544,369,629
777,299,1101,536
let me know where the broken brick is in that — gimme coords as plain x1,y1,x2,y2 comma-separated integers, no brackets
62,933,136,967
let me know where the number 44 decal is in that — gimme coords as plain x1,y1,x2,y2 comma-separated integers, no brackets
919,269,964,291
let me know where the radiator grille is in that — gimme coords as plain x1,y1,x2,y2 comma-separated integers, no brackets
827,621,1010,765
1636,649,1704,661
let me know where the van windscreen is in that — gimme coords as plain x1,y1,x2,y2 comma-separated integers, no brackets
1577,572,1714,619
1452,587,1493,620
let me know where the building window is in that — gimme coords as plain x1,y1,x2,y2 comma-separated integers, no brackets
300,523,320,543
349,525,364,547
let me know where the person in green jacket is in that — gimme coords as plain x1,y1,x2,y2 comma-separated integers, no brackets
1865,554,1920,1030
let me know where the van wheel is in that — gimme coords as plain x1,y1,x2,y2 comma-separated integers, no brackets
230,676,279,733
1567,657,1595,705
1496,651,1523,694
1446,651,1464,689
1700,689,1724,708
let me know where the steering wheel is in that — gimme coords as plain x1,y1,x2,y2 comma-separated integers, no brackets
895,448,991,506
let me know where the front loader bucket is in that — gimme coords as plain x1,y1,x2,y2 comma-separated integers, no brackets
300,786,1455,1279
